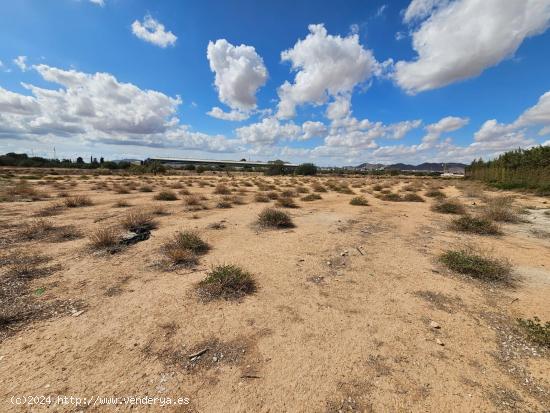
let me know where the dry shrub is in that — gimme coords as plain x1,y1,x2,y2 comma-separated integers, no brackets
432,199,466,214
450,215,501,235
114,200,131,208
401,193,424,202
121,210,157,232
482,196,521,223
154,190,178,201
349,196,369,206
276,197,298,208
162,230,209,266
139,185,153,192
254,193,270,203
89,227,119,250
35,202,65,217
440,246,511,283
197,264,256,301
257,208,294,228
64,195,93,208
301,193,322,201
19,219,56,240
425,188,446,198
214,184,231,195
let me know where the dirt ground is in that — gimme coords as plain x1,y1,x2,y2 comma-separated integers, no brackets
0,169,549,412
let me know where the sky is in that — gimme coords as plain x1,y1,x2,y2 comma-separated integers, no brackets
1,0,550,166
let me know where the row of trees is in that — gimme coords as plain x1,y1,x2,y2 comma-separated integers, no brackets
465,146,550,193
0,153,131,170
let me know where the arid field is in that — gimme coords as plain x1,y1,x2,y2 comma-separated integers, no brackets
1,169,549,412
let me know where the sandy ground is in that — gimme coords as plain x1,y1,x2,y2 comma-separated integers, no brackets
0,170,549,412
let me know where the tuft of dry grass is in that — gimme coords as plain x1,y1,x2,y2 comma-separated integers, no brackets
450,215,501,235
401,193,424,202
197,264,256,301
162,230,209,266
254,193,270,203
257,208,294,228
482,196,521,223
213,184,232,195
432,199,466,214
349,196,369,206
440,246,511,283
121,210,157,232
276,197,298,208
425,188,446,198
301,193,322,202
154,190,178,201
89,227,119,250
64,195,93,208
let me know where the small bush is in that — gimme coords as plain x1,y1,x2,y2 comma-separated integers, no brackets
64,195,93,208
276,197,298,208
432,199,466,214
301,193,322,202
197,264,256,301
266,191,279,200
35,202,65,217
121,211,157,232
254,193,270,202
89,227,119,250
517,317,550,347
257,208,294,228
168,230,209,255
402,193,424,202
350,196,369,206
482,196,520,223
19,219,56,240
214,184,231,195
139,185,153,192
312,183,327,192
440,248,511,282
380,192,401,202
450,215,501,235
154,190,178,201
216,199,233,208
114,200,131,208
425,189,446,198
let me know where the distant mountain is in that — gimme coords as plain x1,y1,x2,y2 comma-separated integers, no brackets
356,162,385,170
386,162,466,172
354,162,467,173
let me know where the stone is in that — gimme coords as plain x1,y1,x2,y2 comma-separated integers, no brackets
429,321,441,329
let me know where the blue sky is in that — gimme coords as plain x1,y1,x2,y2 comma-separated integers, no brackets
1,0,550,165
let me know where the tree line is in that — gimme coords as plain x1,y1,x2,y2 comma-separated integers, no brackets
465,146,550,194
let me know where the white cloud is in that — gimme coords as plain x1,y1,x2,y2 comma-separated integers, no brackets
207,107,249,121
277,24,380,118
0,64,240,153
13,56,28,71
516,91,550,128
206,39,268,116
89,0,105,6
395,0,550,93
403,0,448,23
235,117,326,145
131,15,177,48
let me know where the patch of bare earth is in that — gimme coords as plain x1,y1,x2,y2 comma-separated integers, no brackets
0,171,548,412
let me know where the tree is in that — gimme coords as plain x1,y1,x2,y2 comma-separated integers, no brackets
295,163,317,176
265,160,288,176
76,157,84,164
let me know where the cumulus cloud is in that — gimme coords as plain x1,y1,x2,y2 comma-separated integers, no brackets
0,64,241,153
277,24,381,118
403,0,448,23
89,0,105,6
131,15,177,48
206,39,267,119
13,56,28,71
395,0,550,93
235,117,326,145
207,107,249,121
